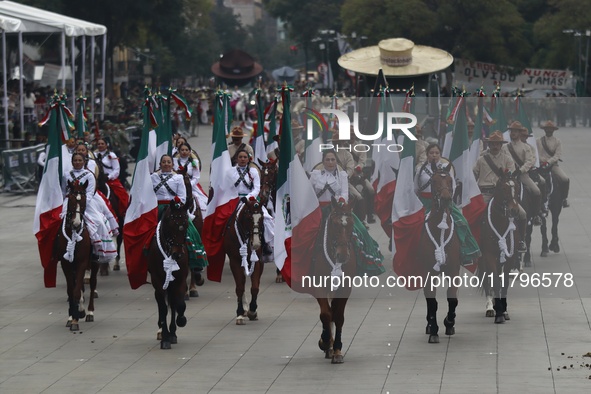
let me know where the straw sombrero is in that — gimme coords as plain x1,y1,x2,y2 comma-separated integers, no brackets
338,38,453,77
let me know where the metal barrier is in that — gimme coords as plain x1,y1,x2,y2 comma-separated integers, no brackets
1,143,45,193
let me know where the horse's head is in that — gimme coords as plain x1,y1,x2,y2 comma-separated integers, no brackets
431,163,454,211
66,180,88,230
493,171,521,218
238,196,264,251
259,159,278,206
161,204,188,261
327,196,354,264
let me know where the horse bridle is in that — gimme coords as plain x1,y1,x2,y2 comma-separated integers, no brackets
325,209,353,263
66,190,86,229
236,201,263,245
432,172,452,211
495,178,519,219
159,208,188,256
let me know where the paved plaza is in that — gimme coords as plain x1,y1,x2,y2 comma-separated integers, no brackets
1,126,590,393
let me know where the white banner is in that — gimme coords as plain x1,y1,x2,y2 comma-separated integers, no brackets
454,59,574,90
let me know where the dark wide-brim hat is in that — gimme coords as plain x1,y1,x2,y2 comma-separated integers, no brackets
338,38,453,77
211,49,263,80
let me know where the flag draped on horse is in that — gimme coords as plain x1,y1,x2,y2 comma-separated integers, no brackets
203,91,238,282
34,94,70,287
274,84,322,289
123,91,159,289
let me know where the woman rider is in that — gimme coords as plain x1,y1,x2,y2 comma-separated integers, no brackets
309,150,384,276
414,143,481,265
173,142,208,214
62,153,117,263
95,138,129,219
151,154,207,272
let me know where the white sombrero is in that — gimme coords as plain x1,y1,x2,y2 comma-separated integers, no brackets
338,38,453,77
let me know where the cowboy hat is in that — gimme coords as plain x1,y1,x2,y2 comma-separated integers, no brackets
486,130,508,143
508,120,526,131
211,49,263,80
229,126,245,138
337,38,453,77
541,120,559,131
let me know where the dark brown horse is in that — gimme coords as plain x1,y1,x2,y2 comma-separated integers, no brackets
478,172,522,323
538,164,566,256
147,203,190,349
54,180,98,331
95,160,124,274
417,165,461,343
223,197,265,325
312,197,355,363
257,159,282,281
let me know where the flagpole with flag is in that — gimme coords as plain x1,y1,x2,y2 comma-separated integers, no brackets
122,90,159,289
265,95,279,158
274,83,322,289
392,129,426,290
34,93,69,287
442,87,463,158
491,83,508,140
75,96,88,139
202,91,238,282
252,87,267,164
302,88,324,172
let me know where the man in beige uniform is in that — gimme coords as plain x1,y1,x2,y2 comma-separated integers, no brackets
537,120,570,208
473,130,525,252
415,124,429,165
227,126,254,166
519,126,547,215
502,121,542,225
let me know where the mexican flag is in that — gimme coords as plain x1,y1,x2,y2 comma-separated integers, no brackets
491,84,508,139
265,96,279,158
33,99,65,288
442,91,462,158
449,98,486,264
252,88,268,164
274,85,321,289
392,133,426,290
154,91,171,167
123,94,159,289
203,92,238,282
75,96,88,138
302,89,323,172
468,90,486,169
372,87,400,236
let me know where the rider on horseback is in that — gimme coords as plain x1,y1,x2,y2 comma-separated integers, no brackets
228,127,254,166
415,144,481,265
94,138,129,218
537,120,570,208
473,131,526,252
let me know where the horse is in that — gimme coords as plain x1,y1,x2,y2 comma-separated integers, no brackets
223,197,265,325
53,180,98,331
521,168,545,267
478,172,522,323
257,159,282,281
417,165,461,343
311,197,355,363
147,202,190,349
538,165,566,256
232,94,248,122
95,160,124,274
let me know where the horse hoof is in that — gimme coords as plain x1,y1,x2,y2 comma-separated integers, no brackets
189,290,199,298
247,311,258,321
113,264,120,271
275,274,284,283
70,323,79,331
195,276,205,286
494,315,505,324
428,334,440,343
331,354,344,364
541,249,549,257
93,290,99,298
66,320,72,328
160,341,171,349
325,349,334,359
318,339,332,352
504,312,510,321
170,335,178,344
486,309,495,317
445,326,455,336
236,316,246,325
85,314,94,322
176,316,187,327
78,310,86,319
184,294,190,301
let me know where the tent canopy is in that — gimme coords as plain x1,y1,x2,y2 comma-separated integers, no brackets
0,14,24,32
0,1,106,36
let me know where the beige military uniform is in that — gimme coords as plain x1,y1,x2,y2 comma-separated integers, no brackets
473,150,514,202
502,139,540,197
228,142,254,165
537,134,569,200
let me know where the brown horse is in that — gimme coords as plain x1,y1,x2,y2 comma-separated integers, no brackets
147,203,190,349
312,197,355,363
538,164,566,256
257,159,282,282
54,180,98,331
417,165,461,343
478,172,522,323
223,197,265,325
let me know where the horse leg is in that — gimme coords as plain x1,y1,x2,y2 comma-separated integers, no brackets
330,298,348,364
275,268,284,283
247,261,263,321
316,298,334,358
154,289,171,349
424,285,439,343
113,231,123,271
86,259,98,322
444,288,458,336
540,215,549,257
523,223,533,267
549,206,561,253
493,272,506,324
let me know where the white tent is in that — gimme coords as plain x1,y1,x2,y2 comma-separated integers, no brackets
0,0,108,147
